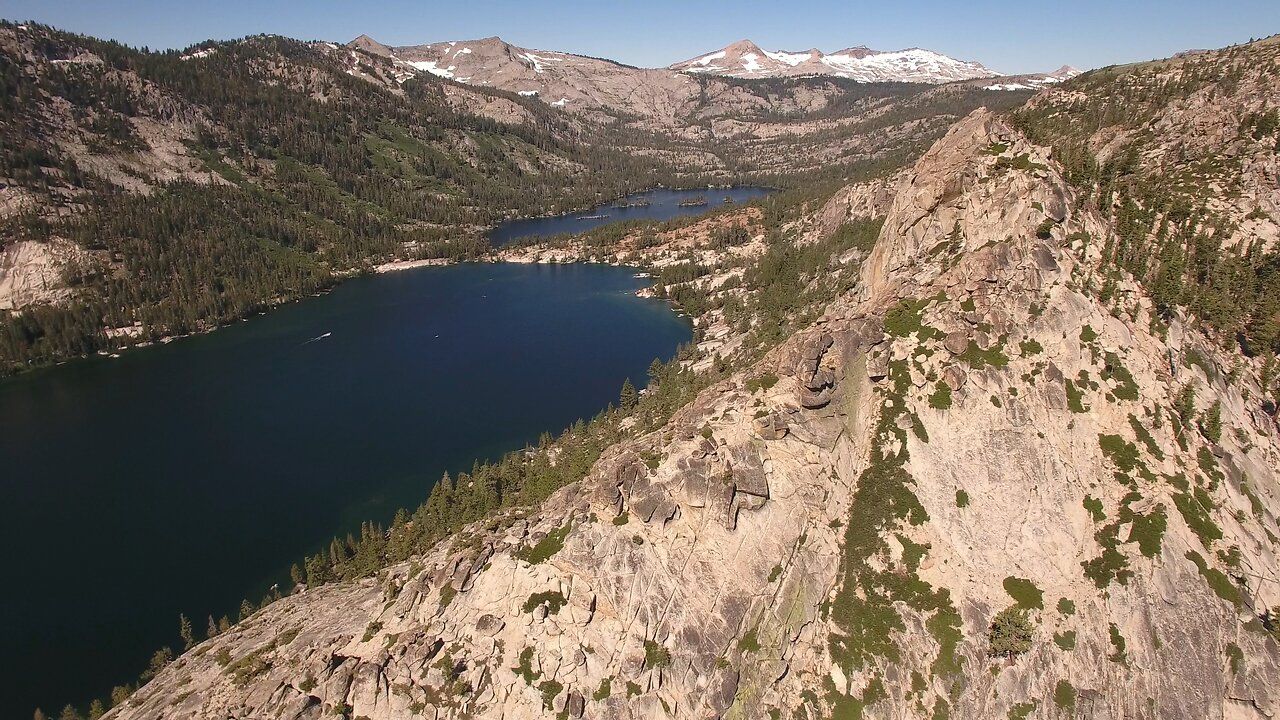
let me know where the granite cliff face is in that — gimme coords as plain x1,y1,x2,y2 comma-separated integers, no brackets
106,108,1280,719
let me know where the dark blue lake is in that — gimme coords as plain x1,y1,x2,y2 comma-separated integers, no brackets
489,186,773,246
0,263,691,717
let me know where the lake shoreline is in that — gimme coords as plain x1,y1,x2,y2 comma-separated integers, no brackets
2,186,766,380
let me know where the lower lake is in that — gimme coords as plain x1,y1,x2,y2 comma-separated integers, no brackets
0,262,691,717
488,186,773,246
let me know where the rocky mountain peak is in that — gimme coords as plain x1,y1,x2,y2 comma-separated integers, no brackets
346,33,392,57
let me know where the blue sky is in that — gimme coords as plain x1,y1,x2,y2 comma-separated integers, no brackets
3,0,1279,73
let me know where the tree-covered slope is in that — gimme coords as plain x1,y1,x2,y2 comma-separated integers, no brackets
0,23,673,372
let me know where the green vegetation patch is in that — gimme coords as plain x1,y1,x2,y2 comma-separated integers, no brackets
522,590,567,615
928,382,953,410
1102,352,1139,401
1098,434,1141,474
884,296,944,340
1002,577,1044,610
1227,643,1244,675
745,373,780,393
514,646,539,685
1054,680,1076,712
957,339,1010,369
1108,623,1127,664
644,640,671,668
538,679,564,709
1172,485,1223,550
1054,630,1077,650
1128,414,1164,460
1185,550,1241,605
955,489,970,509
1065,378,1088,413
1008,702,1037,720
1083,495,1106,522
515,522,572,565
1126,504,1167,558
828,358,958,677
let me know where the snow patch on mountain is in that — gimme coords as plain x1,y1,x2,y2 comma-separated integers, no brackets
406,60,455,79
763,49,814,66
673,40,1000,84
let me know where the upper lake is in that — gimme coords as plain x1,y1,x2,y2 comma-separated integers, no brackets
488,186,773,246
0,262,691,716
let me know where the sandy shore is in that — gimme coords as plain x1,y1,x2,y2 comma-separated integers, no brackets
373,258,451,273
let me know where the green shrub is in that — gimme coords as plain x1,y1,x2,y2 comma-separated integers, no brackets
515,522,571,565
929,382,953,410
1200,401,1222,442
955,489,970,508
1054,680,1076,712
644,640,671,668
522,590,567,615
1083,495,1105,522
988,606,1035,657
1003,577,1044,610
1108,623,1127,663
1008,702,1037,720
1054,630,1077,650
1185,550,1241,604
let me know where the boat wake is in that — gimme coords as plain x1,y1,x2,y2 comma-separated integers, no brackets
302,332,332,345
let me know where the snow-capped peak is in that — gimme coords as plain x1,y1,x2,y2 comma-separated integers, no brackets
671,40,999,84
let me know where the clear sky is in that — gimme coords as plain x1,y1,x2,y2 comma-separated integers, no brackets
3,0,1279,74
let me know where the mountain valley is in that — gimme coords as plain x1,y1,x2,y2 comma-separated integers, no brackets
3,15,1280,720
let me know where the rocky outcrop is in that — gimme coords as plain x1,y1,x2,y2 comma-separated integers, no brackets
106,110,1280,720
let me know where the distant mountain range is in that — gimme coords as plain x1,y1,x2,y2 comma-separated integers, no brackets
342,34,1079,107
672,39,998,83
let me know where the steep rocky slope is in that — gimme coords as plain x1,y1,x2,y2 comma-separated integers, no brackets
105,108,1280,720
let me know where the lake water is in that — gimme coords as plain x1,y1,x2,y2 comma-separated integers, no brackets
488,186,773,246
0,263,691,717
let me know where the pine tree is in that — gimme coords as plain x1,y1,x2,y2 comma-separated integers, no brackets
87,700,104,720
290,563,304,586
619,377,638,410
179,613,194,650
647,357,663,386
110,686,133,708
1200,400,1222,443
1176,383,1196,419
206,615,218,640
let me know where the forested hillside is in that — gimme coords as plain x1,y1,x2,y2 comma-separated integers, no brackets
0,24,676,372
1011,36,1280,357
0,22,1031,376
